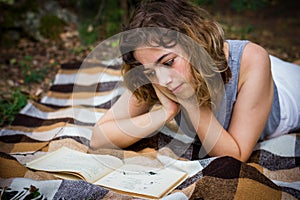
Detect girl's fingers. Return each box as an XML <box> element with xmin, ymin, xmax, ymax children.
<box><xmin>153</xmin><ymin>86</ymin><xmax>180</xmax><ymax>121</ymax></box>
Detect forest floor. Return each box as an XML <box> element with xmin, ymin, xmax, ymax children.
<box><xmin>0</xmin><ymin>2</ymin><xmax>299</xmax><ymax>126</ymax></box>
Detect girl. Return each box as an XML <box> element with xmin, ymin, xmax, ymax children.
<box><xmin>91</xmin><ymin>0</ymin><xmax>300</xmax><ymax>162</ymax></box>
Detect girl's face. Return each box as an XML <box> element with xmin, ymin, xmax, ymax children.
<box><xmin>134</xmin><ymin>45</ymin><xmax>196</xmax><ymax>100</ymax></box>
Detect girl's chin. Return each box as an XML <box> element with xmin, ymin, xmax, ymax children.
<box><xmin>164</xmin><ymin>92</ymin><xmax>179</xmax><ymax>103</ymax></box>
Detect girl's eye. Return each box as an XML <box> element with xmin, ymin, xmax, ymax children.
<box><xmin>163</xmin><ymin>58</ymin><xmax>174</xmax><ymax>66</ymax></box>
<box><xmin>145</xmin><ymin>70</ymin><xmax>156</xmax><ymax>78</ymax></box>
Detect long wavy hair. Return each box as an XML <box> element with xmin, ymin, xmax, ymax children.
<box><xmin>120</xmin><ymin>0</ymin><xmax>231</xmax><ymax>107</ymax></box>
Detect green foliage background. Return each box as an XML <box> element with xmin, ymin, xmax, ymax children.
<box><xmin>0</xmin><ymin>0</ymin><xmax>295</xmax><ymax>127</ymax></box>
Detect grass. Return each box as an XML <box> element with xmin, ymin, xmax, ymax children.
<box><xmin>0</xmin><ymin>89</ymin><xmax>27</xmax><ymax>126</ymax></box>
<box><xmin>0</xmin><ymin>55</ymin><xmax>56</xmax><ymax>127</ymax></box>
<box><xmin>19</xmin><ymin>55</ymin><xmax>50</xmax><ymax>84</ymax></box>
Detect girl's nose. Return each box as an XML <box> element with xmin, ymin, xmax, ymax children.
<box><xmin>156</xmin><ymin>67</ymin><xmax>172</xmax><ymax>86</ymax></box>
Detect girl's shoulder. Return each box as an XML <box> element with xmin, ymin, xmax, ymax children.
<box><xmin>241</xmin><ymin>42</ymin><xmax>270</xmax><ymax>70</ymax></box>
<box><xmin>226</xmin><ymin>39</ymin><xmax>268</xmax><ymax>61</ymax></box>
<box><xmin>239</xmin><ymin>42</ymin><xmax>271</xmax><ymax>90</ymax></box>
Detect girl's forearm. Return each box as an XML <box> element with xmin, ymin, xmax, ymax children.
<box><xmin>183</xmin><ymin>104</ymin><xmax>242</xmax><ymax>160</ymax></box>
<box><xmin>91</xmin><ymin>108</ymin><xmax>169</xmax><ymax>149</ymax></box>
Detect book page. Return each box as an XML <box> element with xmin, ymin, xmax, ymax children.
<box><xmin>26</xmin><ymin>147</ymin><xmax>123</xmax><ymax>183</ymax></box>
<box><xmin>94</xmin><ymin>164</ymin><xmax>188</xmax><ymax>199</ymax></box>
<box><xmin>157</xmin><ymin>155</ymin><xmax>204</xmax><ymax>177</ymax></box>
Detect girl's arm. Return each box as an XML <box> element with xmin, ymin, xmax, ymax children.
<box><xmin>90</xmin><ymin>89</ymin><xmax>179</xmax><ymax>149</ymax></box>
<box><xmin>168</xmin><ymin>42</ymin><xmax>273</xmax><ymax>162</ymax></box>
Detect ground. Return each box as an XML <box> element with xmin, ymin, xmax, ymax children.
<box><xmin>0</xmin><ymin>2</ymin><xmax>299</xmax><ymax>126</ymax></box>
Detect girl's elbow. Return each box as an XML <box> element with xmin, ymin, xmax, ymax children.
<box><xmin>90</xmin><ymin>125</ymin><xmax>103</xmax><ymax>149</ymax></box>
<box><xmin>231</xmin><ymin>142</ymin><xmax>251</xmax><ymax>162</ymax></box>
<box><xmin>232</xmin><ymin>150</ymin><xmax>251</xmax><ymax>162</ymax></box>
<box><xmin>89</xmin><ymin>140</ymin><xmax>98</xmax><ymax>150</ymax></box>
<box><xmin>227</xmin><ymin>146</ymin><xmax>249</xmax><ymax>162</ymax></box>
<box><xmin>239</xmin><ymin>153</ymin><xmax>251</xmax><ymax>162</ymax></box>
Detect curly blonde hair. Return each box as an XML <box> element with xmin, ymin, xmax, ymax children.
<box><xmin>120</xmin><ymin>0</ymin><xmax>230</xmax><ymax>107</ymax></box>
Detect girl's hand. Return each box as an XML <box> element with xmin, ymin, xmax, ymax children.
<box><xmin>153</xmin><ymin>86</ymin><xmax>180</xmax><ymax>122</ymax></box>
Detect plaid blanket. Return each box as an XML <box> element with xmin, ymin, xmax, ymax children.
<box><xmin>0</xmin><ymin>58</ymin><xmax>299</xmax><ymax>200</ymax></box>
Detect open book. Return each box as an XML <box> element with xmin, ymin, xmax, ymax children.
<box><xmin>25</xmin><ymin>147</ymin><xmax>188</xmax><ymax>199</ymax></box>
